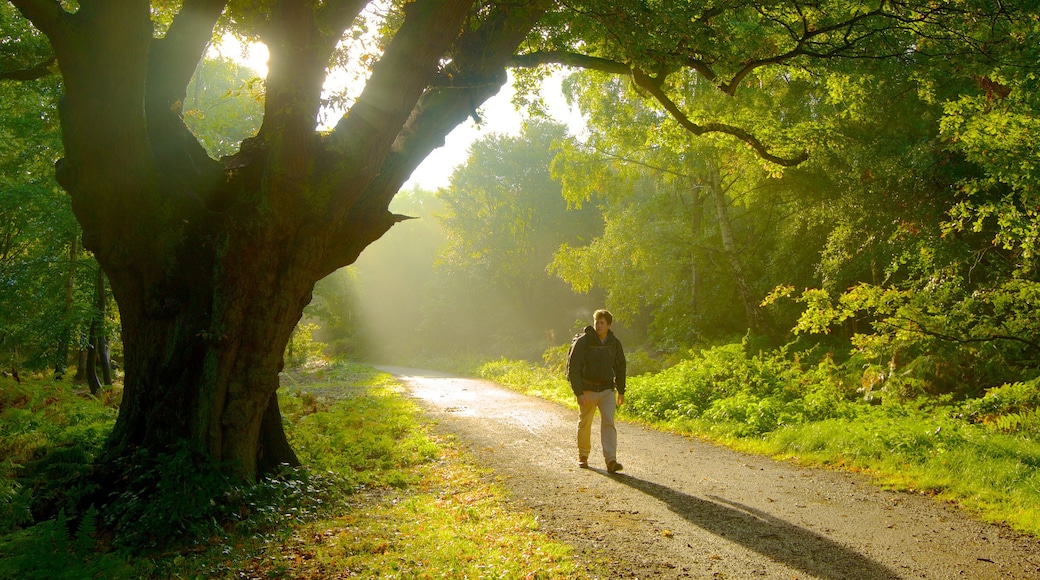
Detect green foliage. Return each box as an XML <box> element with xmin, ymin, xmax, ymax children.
<box><xmin>182</xmin><ymin>57</ymin><xmax>264</xmax><ymax>158</ymax></box>
<box><xmin>790</xmin><ymin>274</ymin><xmax>1039</xmax><ymax>400</ymax></box>
<box><xmin>0</xmin><ymin>476</ymin><xmax>30</xmax><ymax>537</ymax></box>
<box><xmin>305</xmin><ymin>266</ymin><xmax>366</xmax><ymax>359</ymax></box>
<box><xmin>0</xmin><ymin>53</ymin><xmax>90</xmax><ymax>374</ymax></box>
<box><xmin>0</xmin><ymin>508</ymin><xmax>135</xmax><ymax>580</ymax></box>
<box><xmin>960</xmin><ymin>377</ymin><xmax>1040</xmax><ymax>428</ymax></box>
<box><xmin>283</xmin><ymin>322</ymin><xmax>328</xmax><ymax>368</ymax></box>
<box><xmin>284</xmin><ymin>387</ymin><xmax>438</xmax><ymax>486</ymax></box>
<box><xmin>101</xmin><ymin>441</ymin><xmax>239</xmax><ymax>550</ymax></box>
<box><xmin>0</xmin><ymin>379</ymin><xmax>117</xmax><ymax>459</ymax></box>
<box><xmin>624</xmin><ymin>342</ymin><xmax>858</xmax><ymax>436</ymax></box>
<box><xmin>549</xmin><ymin>67</ymin><xmax>834</xmax><ymax>348</ymax></box>
<box><xmin>0</xmin><ymin>377</ymin><xmax>116</xmax><ymax>531</ymax></box>
<box><xmin>478</xmin><ymin>358</ymin><xmax>575</xmax><ymax>405</ymax></box>
<box><xmin>940</xmin><ymin>53</ymin><xmax>1040</xmax><ymax>276</ymax></box>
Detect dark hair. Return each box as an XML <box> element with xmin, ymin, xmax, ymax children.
<box><xmin>593</xmin><ymin>309</ymin><xmax>613</xmax><ymax>325</ymax></box>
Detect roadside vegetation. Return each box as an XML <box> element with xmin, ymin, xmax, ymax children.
<box><xmin>0</xmin><ymin>362</ymin><xmax>582</xmax><ymax>579</ymax></box>
<box><xmin>478</xmin><ymin>344</ymin><xmax>1040</xmax><ymax>538</ymax></box>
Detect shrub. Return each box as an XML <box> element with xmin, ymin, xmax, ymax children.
<box><xmin>284</xmin><ymin>323</ymin><xmax>328</xmax><ymax>368</ymax></box>
<box><xmin>101</xmin><ymin>441</ymin><xmax>235</xmax><ymax>550</ymax></box>
<box><xmin>959</xmin><ymin>377</ymin><xmax>1040</xmax><ymax>434</ymax></box>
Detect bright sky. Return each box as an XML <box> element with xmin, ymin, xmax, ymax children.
<box><xmin>212</xmin><ymin>39</ymin><xmax>582</xmax><ymax>191</ymax></box>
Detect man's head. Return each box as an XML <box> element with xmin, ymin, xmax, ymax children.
<box><xmin>593</xmin><ymin>309</ymin><xmax>613</xmax><ymax>339</ymax></box>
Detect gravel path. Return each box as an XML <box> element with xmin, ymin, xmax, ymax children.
<box><xmin>381</xmin><ymin>367</ymin><xmax>1040</xmax><ymax>579</ymax></box>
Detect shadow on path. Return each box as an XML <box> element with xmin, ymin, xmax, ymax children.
<box><xmin>599</xmin><ymin>470</ymin><xmax>901</xmax><ymax>580</ymax></box>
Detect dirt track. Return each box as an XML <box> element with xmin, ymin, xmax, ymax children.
<box><xmin>381</xmin><ymin>367</ymin><xmax>1040</xmax><ymax>579</ymax></box>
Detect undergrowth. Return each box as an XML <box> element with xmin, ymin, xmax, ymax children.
<box><xmin>479</xmin><ymin>341</ymin><xmax>1040</xmax><ymax>538</ymax></box>
<box><xmin>0</xmin><ymin>363</ymin><xmax>582</xmax><ymax>578</ymax></box>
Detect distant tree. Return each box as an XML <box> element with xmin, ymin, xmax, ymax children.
<box><xmin>550</xmin><ymin>71</ymin><xmax>801</xmax><ymax>347</ymax></box>
<box><xmin>435</xmin><ymin>120</ymin><xmax>601</xmax><ymax>357</ymax></box>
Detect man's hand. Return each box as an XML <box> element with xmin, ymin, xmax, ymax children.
<box><xmin>617</xmin><ymin>393</ymin><xmax>625</xmax><ymax>407</ymax></box>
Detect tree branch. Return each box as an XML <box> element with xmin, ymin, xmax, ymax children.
<box><xmin>631</xmin><ymin>68</ymin><xmax>809</xmax><ymax>167</ymax></box>
<box><xmin>0</xmin><ymin>55</ymin><xmax>57</xmax><ymax>81</ymax></box>
<box><xmin>327</xmin><ymin>0</ymin><xmax>475</xmax><ymax>169</ymax></box>
<box><xmin>321</xmin><ymin>0</ymin><xmax>551</xmax><ymax>274</ymax></box>
<box><xmin>144</xmin><ymin>0</ymin><xmax>228</xmax><ymax>206</ymax></box>
<box><xmin>508</xmin><ymin>50</ymin><xmax>808</xmax><ymax>166</ymax></box>
<box><xmin>723</xmin><ymin>6</ymin><xmax>892</xmax><ymax>95</ymax></box>
<box><xmin>315</xmin><ymin>0</ymin><xmax>368</xmax><ymax>42</ymax></box>
<box><xmin>884</xmin><ymin>317</ymin><xmax>1040</xmax><ymax>353</ymax></box>
<box><xmin>8</xmin><ymin>0</ymin><xmax>71</xmax><ymax>45</ymax></box>
<box><xmin>507</xmin><ymin>50</ymin><xmax>631</xmax><ymax>75</ymax></box>
<box><xmin>148</xmin><ymin>0</ymin><xmax>228</xmax><ymax>111</ymax></box>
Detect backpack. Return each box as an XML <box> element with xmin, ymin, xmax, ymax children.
<box><xmin>564</xmin><ymin>332</ymin><xmax>584</xmax><ymax>377</ymax></box>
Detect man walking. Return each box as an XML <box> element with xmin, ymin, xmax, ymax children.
<box><xmin>567</xmin><ymin>309</ymin><xmax>627</xmax><ymax>473</ymax></box>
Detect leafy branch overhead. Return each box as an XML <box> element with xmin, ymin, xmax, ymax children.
<box><xmin>509</xmin><ymin>0</ymin><xmax>1020</xmax><ymax>167</ymax></box>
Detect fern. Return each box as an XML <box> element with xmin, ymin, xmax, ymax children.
<box><xmin>0</xmin><ymin>508</ymin><xmax>134</xmax><ymax>580</ymax></box>
<box><xmin>72</xmin><ymin>507</ymin><xmax>97</xmax><ymax>557</ymax></box>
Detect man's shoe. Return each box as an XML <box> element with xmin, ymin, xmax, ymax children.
<box><xmin>607</xmin><ymin>460</ymin><xmax>623</xmax><ymax>473</ymax></box>
<box><xmin>578</xmin><ymin>456</ymin><xmax>588</xmax><ymax>468</ymax></box>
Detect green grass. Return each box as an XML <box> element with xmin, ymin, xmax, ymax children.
<box><xmin>0</xmin><ymin>363</ymin><xmax>585</xmax><ymax>579</ymax></box>
<box><xmin>478</xmin><ymin>351</ymin><xmax>1040</xmax><ymax>538</ymax></box>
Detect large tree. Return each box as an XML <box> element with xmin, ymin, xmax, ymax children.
<box><xmin>4</xmin><ymin>0</ymin><xmax>1014</xmax><ymax>485</ymax></box>
<box><xmin>8</xmin><ymin>0</ymin><xmax>550</xmax><ymax>483</ymax></box>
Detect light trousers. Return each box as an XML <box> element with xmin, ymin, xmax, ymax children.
<box><xmin>577</xmin><ymin>389</ymin><xmax>617</xmax><ymax>463</ymax></box>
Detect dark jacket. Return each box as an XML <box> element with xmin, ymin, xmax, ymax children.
<box><xmin>568</xmin><ymin>325</ymin><xmax>626</xmax><ymax>397</ymax></box>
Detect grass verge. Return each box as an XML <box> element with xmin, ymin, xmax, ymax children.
<box><xmin>0</xmin><ymin>363</ymin><xmax>582</xmax><ymax>579</ymax></box>
<box><xmin>476</xmin><ymin>356</ymin><xmax>1040</xmax><ymax>538</ymax></box>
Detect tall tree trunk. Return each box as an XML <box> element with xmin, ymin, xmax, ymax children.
<box><xmin>85</xmin><ymin>262</ymin><xmax>111</xmax><ymax>395</ymax></box>
<box><xmin>54</xmin><ymin>235</ymin><xmax>78</xmax><ymax>380</ymax></box>
<box><xmin>85</xmin><ymin>314</ymin><xmax>100</xmax><ymax>396</ymax></box>
<box><xmin>74</xmin><ymin>348</ymin><xmax>87</xmax><ymax>383</ymax></box>
<box><xmin>95</xmin><ymin>265</ymin><xmax>112</xmax><ymax>386</ymax></box>
<box><xmin>708</xmin><ymin>168</ymin><xmax>769</xmax><ymax>335</ymax></box>
<box><xmin>685</xmin><ymin>179</ymin><xmax>704</xmax><ymax>319</ymax></box>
